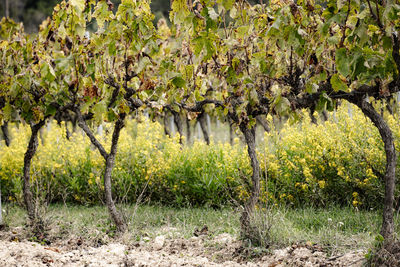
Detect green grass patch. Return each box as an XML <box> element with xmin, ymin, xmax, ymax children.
<box><xmin>2</xmin><ymin>203</ymin><xmax>398</xmax><ymax>254</ymax></box>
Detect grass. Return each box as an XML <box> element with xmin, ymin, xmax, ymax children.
<box><xmin>261</xmin><ymin>206</ymin><xmax>387</xmax><ymax>254</ymax></box>
<box><xmin>1</xmin><ymin>203</ymin><xmax>398</xmax><ymax>254</ymax></box>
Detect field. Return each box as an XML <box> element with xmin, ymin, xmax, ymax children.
<box><xmin>2</xmin><ymin>0</ymin><xmax>400</xmax><ymax>265</ymax></box>
<box><xmin>0</xmin><ymin>204</ymin><xmax>385</xmax><ymax>266</ymax></box>
<box><xmin>0</xmin><ymin>104</ymin><xmax>399</xmax><ymax>265</ymax></box>
<box><xmin>0</xmin><ymin>103</ymin><xmax>399</xmax><ymax>266</ymax></box>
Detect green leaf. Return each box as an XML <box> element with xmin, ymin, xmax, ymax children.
<box><xmin>192</xmin><ymin>36</ymin><xmax>204</xmax><ymax>56</ymax></box>
<box><xmin>58</xmin><ymin>23</ymin><xmax>67</xmax><ymax>39</ymax></box>
<box><xmin>328</xmin><ymin>35</ymin><xmax>340</xmax><ymax>45</ymax></box>
<box><xmin>337</xmin><ymin>0</ymin><xmax>346</xmax><ymax>10</ymax></box>
<box><xmin>336</xmin><ymin>48</ymin><xmax>350</xmax><ymax>77</ymax></box>
<box><xmin>350</xmin><ymin>51</ymin><xmax>366</xmax><ymax>79</ymax></box>
<box><xmin>170</xmin><ymin>0</ymin><xmax>190</xmax><ymax>23</ymax></box>
<box><xmin>93</xmin><ymin>0</ymin><xmax>111</xmax><ymax>29</ymax></box>
<box><xmin>2</xmin><ymin>103</ymin><xmax>13</xmax><ymax>121</ymax></box>
<box><xmin>355</xmin><ymin>24</ymin><xmax>368</xmax><ymax>46</ymax></box>
<box><xmin>287</xmin><ymin>26</ymin><xmax>305</xmax><ymax>48</ymax></box>
<box><xmin>249</xmin><ymin>89</ymin><xmax>259</xmax><ymax>104</ymax></box>
<box><xmin>92</xmin><ymin>100</ymin><xmax>107</xmax><ymax>123</ymax></box>
<box><xmin>108</xmin><ymin>40</ymin><xmax>116</xmax><ymax>56</ymax></box>
<box><xmin>383</xmin><ymin>36</ymin><xmax>392</xmax><ymax>51</ymax></box>
<box><xmin>305</xmin><ymin>82</ymin><xmax>319</xmax><ymax>93</ymax></box>
<box><xmin>330</xmin><ymin>73</ymin><xmax>348</xmax><ymax>92</ymax></box>
<box><xmin>137</xmin><ymin>57</ymin><xmax>151</xmax><ymax>74</ymax></box>
<box><xmin>45</xmin><ymin>104</ymin><xmax>57</xmax><ymax>116</ymax></box>
<box><xmin>386</xmin><ymin>5</ymin><xmax>399</xmax><ymax>20</ymax></box>
<box><xmin>223</xmin><ymin>0</ymin><xmax>235</xmax><ymax>10</ymax></box>
<box><xmin>41</xmin><ymin>62</ymin><xmax>56</xmax><ymax>82</ymax></box>
<box><xmin>172</xmin><ymin>76</ymin><xmax>186</xmax><ymax>88</ymax></box>
<box><xmin>237</xmin><ymin>26</ymin><xmax>250</xmax><ymax>39</ymax></box>
<box><xmin>171</xmin><ymin>104</ymin><xmax>180</xmax><ymax>113</ymax></box>
<box><xmin>316</xmin><ymin>93</ymin><xmax>327</xmax><ymax>111</ymax></box>
<box><xmin>321</xmin><ymin>22</ymin><xmax>330</xmax><ymax>36</ymax></box>
<box><xmin>107</xmin><ymin>109</ymin><xmax>118</xmax><ymax>121</ymax></box>
<box><xmin>75</xmin><ymin>24</ymin><xmax>85</xmax><ymax>39</ymax></box>
<box><xmin>368</xmin><ymin>24</ymin><xmax>380</xmax><ymax>33</ymax></box>
<box><xmin>87</xmin><ymin>63</ymin><xmax>95</xmax><ymax>76</ymax></box>
<box><xmin>55</xmin><ymin>55</ymin><xmax>72</xmax><ymax>72</ymax></box>
<box><xmin>204</xmin><ymin>38</ymin><xmax>216</xmax><ymax>60</ymax></box>
<box><xmin>227</xmin><ymin>66</ymin><xmax>237</xmax><ymax>85</ymax></box>
<box><xmin>229</xmin><ymin>6</ymin><xmax>237</xmax><ymax>19</ymax></box>
<box><xmin>274</xmin><ymin>95</ymin><xmax>290</xmax><ymax>114</ymax></box>
<box><xmin>184</xmin><ymin>65</ymin><xmax>194</xmax><ymax>80</ymax></box>
<box><xmin>139</xmin><ymin>91</ymin><xmax>148</xmax><ymax>100</ymax></box>
<box><xmin>195</xmin><ymin>89</ymin><xmax>204</xmax><ymax>101</ymax></box>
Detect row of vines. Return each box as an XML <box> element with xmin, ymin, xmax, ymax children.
<box><xmin>0</xmin><ymin>106</ymin><xmax>399</xmax><ymax>209</ymax></box>
<box><xmin>1</xmin><ymin>0</ymin><xmax>400</xmax><ymax>245</ymax></box>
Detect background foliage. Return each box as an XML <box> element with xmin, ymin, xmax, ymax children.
<box><xmin>1</xmin><ymin>103</ymin><xmax>399</xmax><ymax>209</ymax></box>
<box><xmin>0</xmin><ymin>0</ymin><xmax>263</xmax><ymax>32</ymax></box>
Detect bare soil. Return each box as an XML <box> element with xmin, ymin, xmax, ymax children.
<box><xmin>0</xmin><ymin>227</ymin><xmax>366</xmax><ymax>266</ymax></box>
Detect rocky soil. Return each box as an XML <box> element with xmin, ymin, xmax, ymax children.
<box><xmin>0</xmin><ymin>228</ymin><xmax>366</xmax><ymax>266</ymax></box>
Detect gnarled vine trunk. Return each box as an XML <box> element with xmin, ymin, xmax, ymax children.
<box><xmin>256</xmin><ymin>115</ymin><xmax>270</xmax><ymax>132</ymax></box>
<box><xmin>163</xmin><ymin>114</ymin><xmax>171</xmax><ymax>137</ymax></box>
<box><xmin>23</xmin><ymin>120</ymin><xmax>46</xmax><ymax>221</ymax></box>
<box><xmin>239</xmin><ymin>124</ymin><xmax>261</xmax><ymax>236</ymax></box>
<box><xmin>198</xmin><ymin>111</ymin><xmax>210</xmax><ymax>145</ymax></box>
<box><xmin>1</xmin><ymin>121</ymin><xmax>10</xmax><ymax>147</ymax></box>
<box><xmin>353</xmin><ymin>98</ymin><xmax>396</xmax><ymax>241</ymax></box>
<box><xmin>186</xmin><ymin>117</ymin><xmax>191</xmax><ymax>144</ymax></box>
<box><xmin>171</xmin><ymin>110</ymin><xmax>184</xmax><ymax>144</ymax></box>
<box><xmin>229</xmin><ymin>117</ymin><xmax>234</xmax><ymax>145</ymax></box>
<box><xmin>104</xmin><ymin>116</ymin><xmax>127</xmax><ymax>232</ymax></box>
<box><xmin>77</xmin><ymin>110</ymin><xmax>127</xmax><ymax>233</ymax></box>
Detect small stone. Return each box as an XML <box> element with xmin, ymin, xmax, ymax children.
<box><xmin>273</xmin><ymin>248</ymin><xmax>290</xmax><ymax>261</ymax></box>
<box><xmin>292</xmin><ymin>247</ymin><xmax>312</xmax><ymax>260</ymax></box>
<box><xmin>312</xmin><ymin>251</ymin><xmax>325</xmax><ymax>258</ymax></box>
<box><xmin>153</xmin><ymin>235</ymin><xmax>166</xmax><ymax>250</ymax></box>
<box><xmin>214</xmin><ymin>233</ymin><xmax>234</xmax><ymax>245</ymax></box>
<box><xmin>261</xmin><ymin>255</ymin><xmax>269</xmax><ymax>261</ymax></box>
<box><xmin>108</xmin><ymin>244</ymin><xmax>125</xmax><ymax>255</ymax></box>
<box><xmin>189</xmin><ymin>236</ymin><xmax>199</xmax><ymax>242</ymax></box>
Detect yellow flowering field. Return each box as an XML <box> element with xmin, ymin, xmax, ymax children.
<box><xmin>0</xmin><ymin>103</ymin><xmax>399</xmax><ymax>208</ymax></box>
<box><xmin>0</xmin><ymin>119</ymin><xmax>248</xmax><ymax>206</ymax></box>
<box><xmin>261</xmin><ymin>103</ymin><xmax>399</xmax><ymax>208</ymax></box>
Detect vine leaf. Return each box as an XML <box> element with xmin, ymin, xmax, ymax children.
<box><xmin>331</xmin><ymin>73</ymin><xmax>348</xmax><ymax>92</ymax></box>
<box><xmin>336</xmin><ymin>48</ymin><xmax>350</xmax><ymax>77</ymax></box>
<box><xmin>70</xmin><ymin>0</ymin><xmax>86</xmax><ymax>12</ymax></box>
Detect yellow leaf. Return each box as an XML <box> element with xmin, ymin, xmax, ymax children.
<box><xmin>0</xmin><ymin>40</ymin><xmax>8</xmax><ymax>49</ymax></box>
<box><xmin>70</xmin><ymin>0</ymin><xmax>86</xmax><ymax>12</ymax></box>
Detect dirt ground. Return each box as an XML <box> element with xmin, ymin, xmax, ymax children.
<box><xmin>0</xmin><ymin>228</ymin><xmax>366</xmax><ymax>267</ymax></box>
